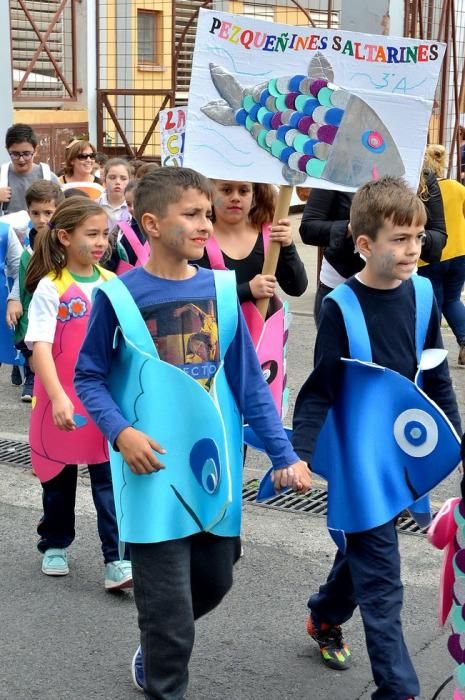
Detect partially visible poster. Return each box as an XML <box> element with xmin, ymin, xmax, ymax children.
<box><xmin>184</xmin><ymin>9</ymin><xmax>446</xmax><ymax>191</ymax></box>
<box><xmin>159</xmin><ymin>108</ymin><xmax>186</xmax><ymax>166</ymax></box>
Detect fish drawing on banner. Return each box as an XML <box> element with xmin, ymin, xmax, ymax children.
<box><xmin>201</xmin><ymin>52</ymin><xmax>405</xmax><ymax>187</ymax></box>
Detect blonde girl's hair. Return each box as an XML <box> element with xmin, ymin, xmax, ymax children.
<box><xmin>64</xmin><ymin>140</ymin><xmax>96</xmax><ymax>177</ymax></box>
<box><xmin>418</xmin><ymin>144</ymin><xmax>447</xmax><ymax>200</ymax></box>
<box><xmin>424</xmin><ymin>144</ymin><xmax>446</xmax><ymax>179</ymax></box>
<box><xmin>25</xmin><ymin>196</ymin><xmax>107</xmax><ymax>293</ymax></box>
<box><xmin>102</xmin><ymin>157</ymin><xmax>133</xmax><ymax>180</ymax></box>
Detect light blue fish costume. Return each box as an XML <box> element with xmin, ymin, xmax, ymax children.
<box><xmin>98</xmin><ymin>271</ymin><xmax>243</xmax><ymax>544</ymax></box>
<box><xmin>258</xmin><ymin>276</ymin><xmax>461</xmax><ymax>549</ymax></box>
<box><xmin>0</xmin><ymin>221</ymin><xmax>23</xmax><ymax>365</ymax></box>
<box><xmin>202</xmin><ymin>52</ymin><xmax>405</xmax><ymax>187</ymax></box>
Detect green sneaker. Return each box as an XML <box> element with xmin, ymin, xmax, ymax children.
<box><xmin>306</xmin><ymin>615</ymin><xmax>351</xmax><ymax>670</ymax></box>
<box><xmin>105</xmin><ymin>560</ymin><xmax>133</xmax><ymax>591</ymax></box>
<box><xmin>42</xmin><ymin>548</ymin><xmax>69</xmax><ymax>576</ymax></box>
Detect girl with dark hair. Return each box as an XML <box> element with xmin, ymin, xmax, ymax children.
<box><xmin>25</xmin><ymin>196</ymin><xmax>132</xmax><ymax>588</ymax></box>
<box><xmin>199</xmin><ymin>180</ymin><xmax>307</xmax><ymax>303</ymax></box>
<box><xmin>199</xmin><ymin>180</ymin><xmax>307</xmax><ymax>417</ymax></box>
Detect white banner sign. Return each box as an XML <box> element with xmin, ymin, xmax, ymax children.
<box><xmin>159</xmin><ymin>107</ymin><xmax>186</xmax><ymax>166</ymax></box>
<box><xmin>184</xmin><ymin>9</ymin><xmax>445</xmax><ymax>191</ymax></box>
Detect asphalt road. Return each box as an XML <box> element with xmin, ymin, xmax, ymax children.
<box><xmin>0</xmin><ymin>219</ymin><xmax>462</xmax><ymax>699</ymax></box>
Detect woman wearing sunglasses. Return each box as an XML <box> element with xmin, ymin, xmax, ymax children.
<box><xmin>59</xmin><ymin>140</ymin><xmax>104</xmax><ymax>201</ymax></box>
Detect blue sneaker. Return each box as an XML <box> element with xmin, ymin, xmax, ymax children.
<box><xmin>131</xmin><ymin>646</ymin><xmax>144</xmax><ymax>692</ymax></box>
<box><xmin>42</xmin><ymin>548</ymin><xmax>69</xmax><ymax>576</ymax></box>
<box><xmin>104</xmin><ymin>560</ymin><xmax>133</xmax><ymax>591</ymax></box>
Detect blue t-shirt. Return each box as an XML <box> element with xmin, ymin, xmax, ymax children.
<box><xmin>75</xmin><ymin>265</ymin><xmax>298</xmax><ymax>470</ymax></box>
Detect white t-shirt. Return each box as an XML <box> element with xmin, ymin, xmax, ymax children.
<box><xmin>26</xmin><ymin>273</ymin><xmax>104</xmax><ymax>347</ymax></box>
<box><xmin>319</xmin><ymin>257</ymin><xmax>348</xmax><ymax>289</ymax></box>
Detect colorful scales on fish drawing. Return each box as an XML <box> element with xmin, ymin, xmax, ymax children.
<box><xmin>201</xmin><ymin>52</ymin><xmax>405</xmax><ymax>188</ymax></box>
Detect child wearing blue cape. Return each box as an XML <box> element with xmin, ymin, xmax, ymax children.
<box><xmin>292</xmin><ymin>176</ymin><xmax>462</xmax><ymax>699</ymax></box>
<box><xmin>75</xmin><ymin>167</ymin><xmax>311</xmax><ymax>700</ymax></box>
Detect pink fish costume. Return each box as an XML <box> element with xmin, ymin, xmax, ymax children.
<box><xmin>29</xmin><ymin>266</ymin><xmax>113</xmax><ymax>482</ymax></box>
<box><xmin>429</xmin><ymin>497</ymin><xmax>465</xmax><ymax>698</ymax></box>
<box><xmin>116</xmin><ymin>222</ymin><xmax>150</xmax><ymax>275</ymax></box>
<box><xmin>205</xmin><ymin>224</ymin><xmax>289</xmax><ymax>418</ymax></box>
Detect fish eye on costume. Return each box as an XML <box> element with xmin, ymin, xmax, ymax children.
<box><xmin>190</xmin><ymin>438</ymin><xmax>221</xmax><ymax>495</ymax></box>
<box><xmin>393</xmin><ymin>409</ymin><xmax>439</xmax><ymax>457</ymax></box>
<box><xmin>361</xmin><ymin>130</ymin><xmax>386</xmax><ymax>154</ymax></box>
<box><xmin>261</xmin><ymin>359</ymin><xmax>278</xmax><ymax>385</ymax></box>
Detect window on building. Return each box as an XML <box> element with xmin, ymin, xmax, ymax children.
<box><xmin>137</xmin><ymin>9</ymin><xmax>161</xmax><ymax>66</ymax></box>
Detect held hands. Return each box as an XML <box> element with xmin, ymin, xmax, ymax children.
<box><xmin>249</xmin><ymin>274</ymin><xmax>276</xmax><ymax>299</ymax></box>
<box><xmin>6</xmin><ymin>299</ymin><xmax>23</xmax><ymax>328</ymax></box>
<box><xmin>52</xmin><ymin>392</ymin><xmax>76</xmax><ymax>432</ymax></box>
<box><xmin>116</xmin><ymin>426</ymin><xmax>166</xmax><ymax>475</ymax></box>
<box><xmin>0</xmin><ymin>187</ymin><xmax>11</xmax><ymax>204</ymax></box>
<box><xmin>269</xmin><ymin>218</ymin><xmax>293</xmax><ymax>247</ymax></box>
<box><xmin>272</xmin><ymin>460</ymin><xmax>312</xmax><ymax>494</ymax></box>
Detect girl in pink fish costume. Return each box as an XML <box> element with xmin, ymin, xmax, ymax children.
<box><xmin>25</xmin><ymin>196</ymin><xmax>132</xmax><ymax>589</ymax></box>
<box><xmin>199</xmin><ymin>181</ymin><xmax>307</xmax><ymax>417</ymax></box>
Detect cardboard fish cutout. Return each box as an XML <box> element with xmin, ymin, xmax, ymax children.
<box><xmin>201</xmin><ymin>52</ymin><xmax>405</xmax><ymax>187</ymax></box>
<box><xmin>100</xmin><ymin>271</ymin><xmax>244</xmax><ymax>544</ymax></box>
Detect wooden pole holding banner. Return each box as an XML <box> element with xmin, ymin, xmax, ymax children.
<box><xmin>256</xmin><ymin>185</ymin><xmax>294</xmax><ymax>319</ymax></box>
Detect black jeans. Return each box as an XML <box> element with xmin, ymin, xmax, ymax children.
<box><xmin>130</xmin><ymin>533</ymin><xmax>241</xmax><ymax>700</ymax></box>
<box><xmin>37</xmin><ymin>462</ymin><xmax>120</xmax><ymax>564</ymax></box>
<box><xmin>309</xmin><ymin>519</ymin><xmax>419</xmax><ymax>699</ymax></box>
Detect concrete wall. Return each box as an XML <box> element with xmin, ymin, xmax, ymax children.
<box><xmin>340</xmin><ymin>0</ymin><xmax>404</xmax><ymax>36</ymax></box>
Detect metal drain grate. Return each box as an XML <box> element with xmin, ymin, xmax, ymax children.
<box><xmin>0</xmin><ymin>438</ymin><xmax>31</xmax><ymax>468</ymax></box>
<box><xmin>242</xmin><ymin>479</ymin><xmax>430</xmax><ymax>537</ymax></box>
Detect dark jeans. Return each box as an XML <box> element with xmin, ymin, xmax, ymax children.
<box><xmin>37</xmin><ymin>462</ymin><xmax>120</xmax><ymax>564</ymax></box>
<box><xmin>309</xmin><ymin>519</ymin><xmax>419</xmax><ymax>700</ymax></box>
<box><xmin>314</xmin><ymin>282</ymin><xmax>334</xmax><ymax>327</ymax></box>
<box><xmin>418</xmin><ymin>255</ymin><xmax>465</xmax><ymax>345</ymax></box>
<box><xmin>130</xmin><ymin>533</ymin><xmax>241</xmax><ymax>700</ymax></box>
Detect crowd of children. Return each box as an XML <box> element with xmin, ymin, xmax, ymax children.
<box><xmin>1</xmin><ymin>121</ymin><xmax>465</xmax><ymax>700</ymax></box>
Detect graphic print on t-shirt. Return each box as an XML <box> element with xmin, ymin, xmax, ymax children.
<box><xmin>141</xmin><ymin>298</ymin><xmax>219</xmax><ymax>390</ymax></box>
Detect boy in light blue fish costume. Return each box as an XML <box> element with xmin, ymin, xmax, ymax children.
<box><xmin>75</xmin><ymin>167</ymin><xmax>311</xmax><ymax>700</ymax></box>
<box><xmin>292</xmin><ymin>177</ymin><xmax>462</xmax><ymax>698</ymax></box>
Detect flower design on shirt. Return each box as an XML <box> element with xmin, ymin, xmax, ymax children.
<box><xmin>69</xmin><ymin>297</ymin><xmax>87</xmax><ymax>318</ymax></box>
<box><xmin>57</xmin><ymin>302</ymin><xmax>70</xmax><ymax>322</ymax></box>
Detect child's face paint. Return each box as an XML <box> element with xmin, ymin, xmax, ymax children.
<box><xmin>59</xmin><ymin>212</ymin><xmax>110</xmax><ymax>274</ymax></box>
<box><xmin>28</xmin><ymin>200</ymin><xmax>57</xmax><ymax>235</ymax></box>
<box><xmin>144</xmin><ymin>188</ymin><xmax>213</xmax><ymax>262</ymax></box>
<box><xmin>359</xmin><ymin>219</ymin><xmax>425</xmax><ymax>289</ymax></box>
<box><xmin>212</xmin><ymin>181</ymin><xmax>253</xmax><ymax>226</ymax></box>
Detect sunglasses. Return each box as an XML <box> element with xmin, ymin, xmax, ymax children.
<box><xmin>9</xmin><ymin>151</ymin><xmax>34</xmax><ymax>160</ymax></box>
<box><xmin>76</xmin><ymin>153</ymin><xmax>96</xmax><ymax>161</ymax></box>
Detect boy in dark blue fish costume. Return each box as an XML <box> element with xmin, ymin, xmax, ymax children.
<box><xmin>293</xmin><ymin>176</ymin><xmax>462</xmax><ymax>699</ymax></box>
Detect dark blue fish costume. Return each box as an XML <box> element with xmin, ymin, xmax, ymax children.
<box><xmin>257</xmin><ymin>275</ymin><xmax>461</xmax><ymax>548</ymax></box>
